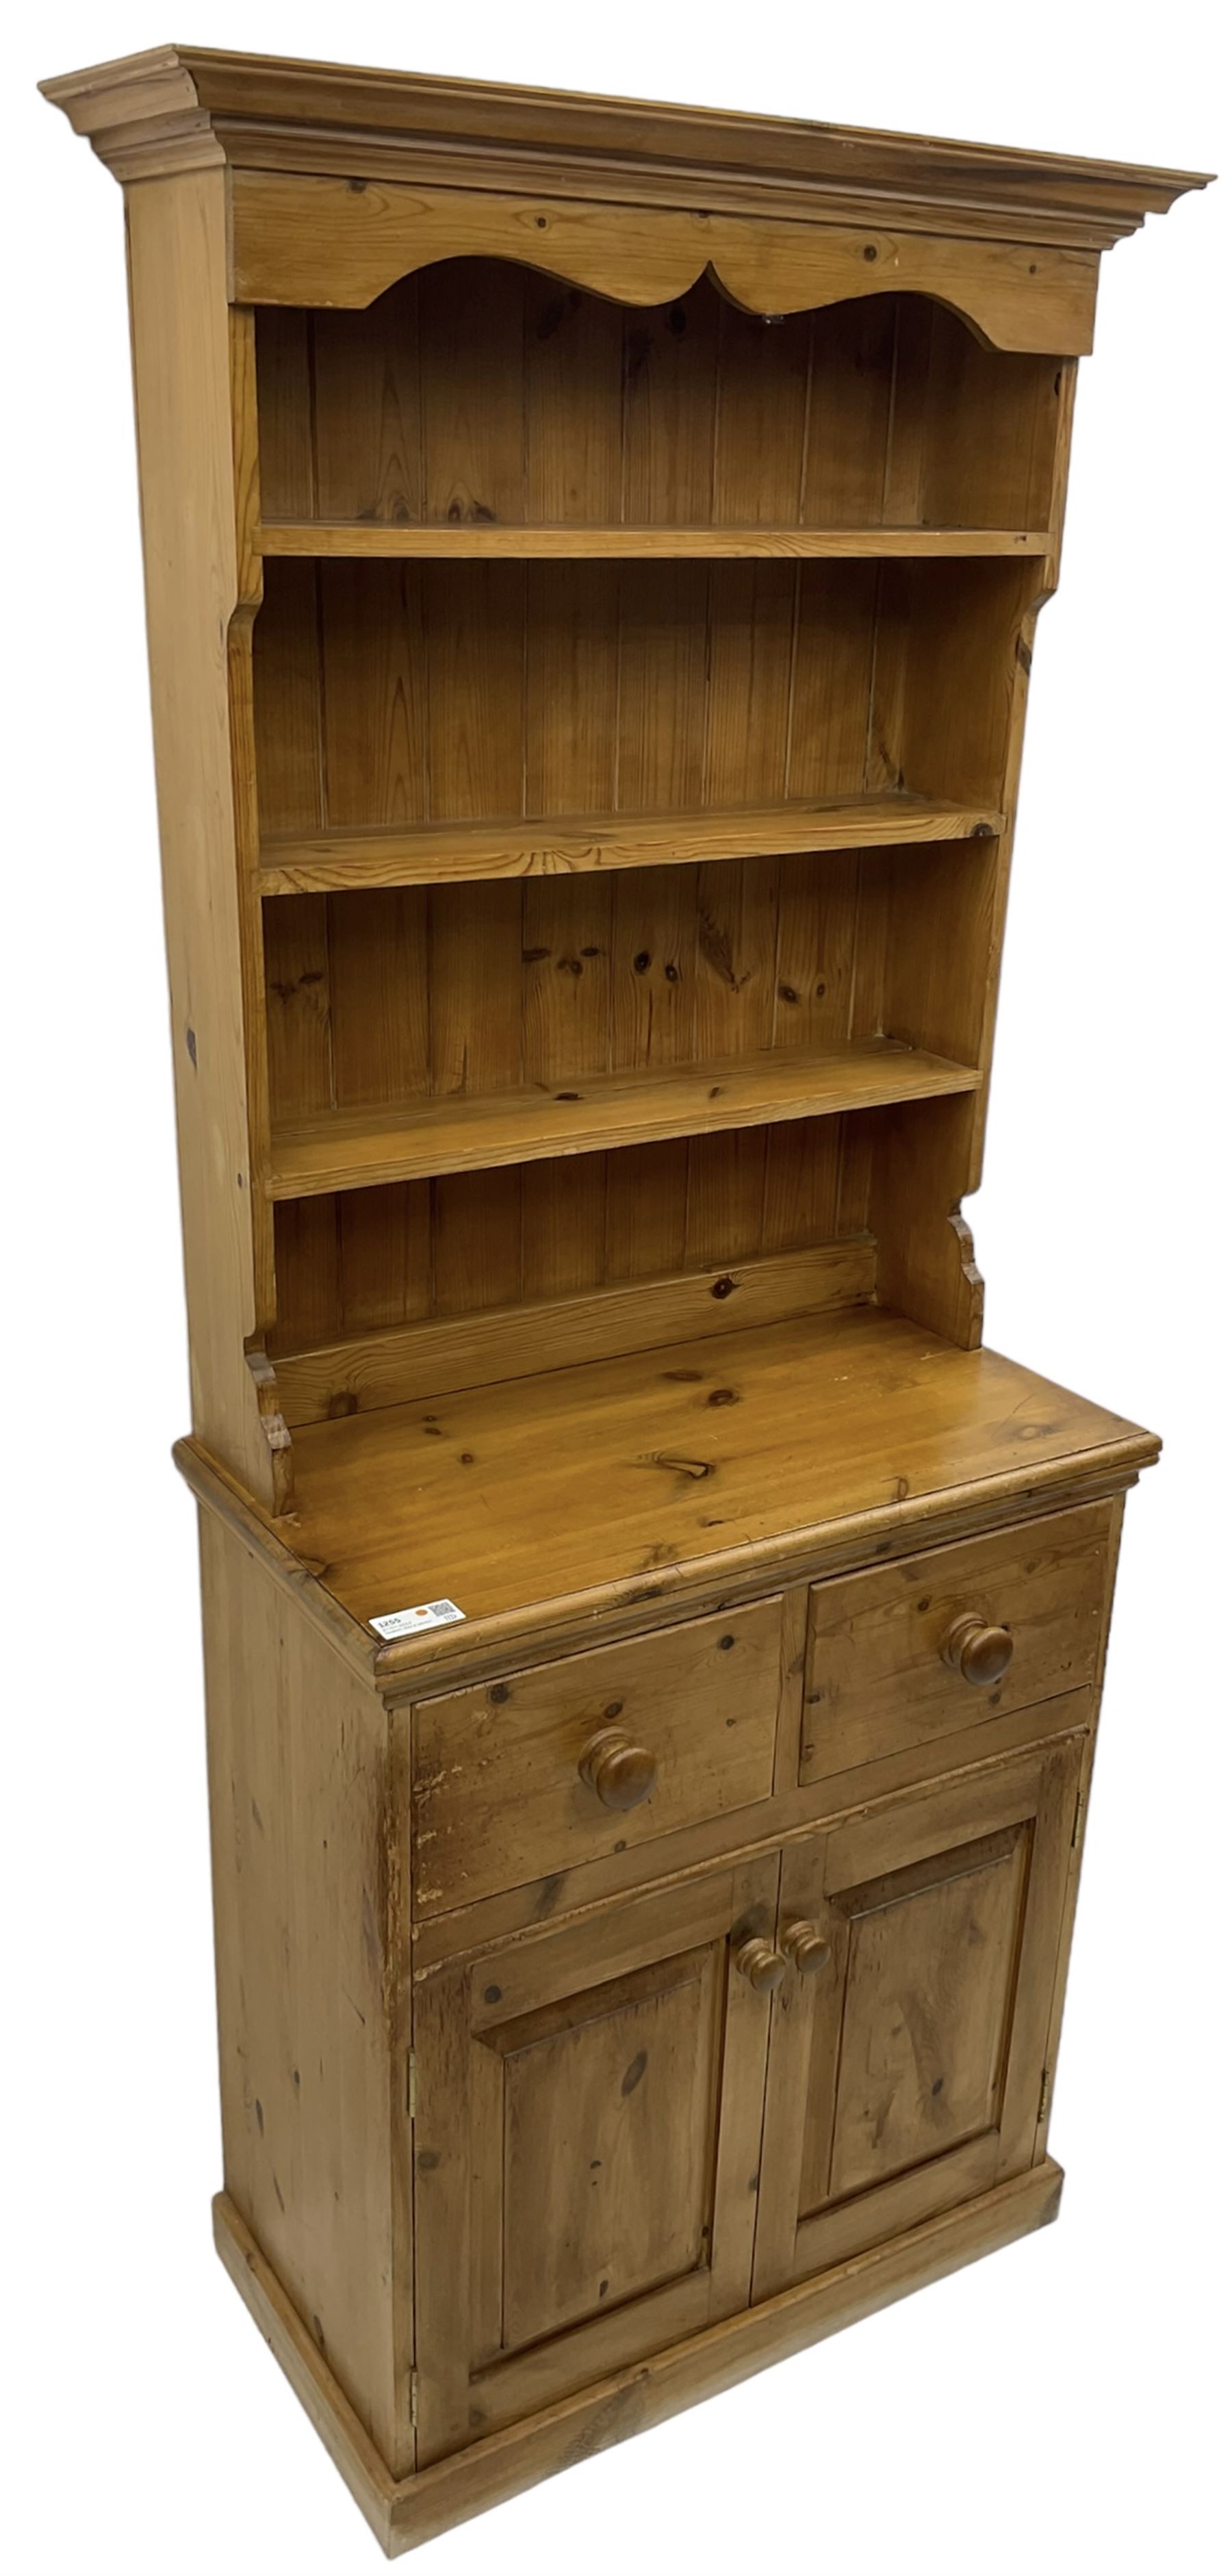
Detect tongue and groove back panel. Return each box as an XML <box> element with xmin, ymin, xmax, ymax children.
<box><xmin>253</xmin><ymin>270</ymin><xmax>1044</xmax><ymax>1369</ymax></box>
<box><xmin>253</xmin><ymin>269</ymin><xmax>1063</xmax><ymax>532</ymax></box>
<box><xmin>262</xmin><ymin>824</ymin><xmax>1001</xmax><ymax>1362</ymax></box>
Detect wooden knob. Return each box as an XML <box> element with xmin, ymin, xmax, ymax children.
<box><xmin>578</xmin><ymin>1726</ymin><xmax>658</xmax><ymax>1812</ymax></box>
<box><xmin>942</xmin><ymin>1613</ymin><xmax>1014</xmax><ymax>1687</ymax></box>
<box><xmin>734</xmin><ymin>1937</ymin><xmax>788</xmax><ymax>1993</ymax></box>
<box><xmin>782</xmin><ymin>1920</ymin><xmax>832</xmax><ymax>1976</ymax></box>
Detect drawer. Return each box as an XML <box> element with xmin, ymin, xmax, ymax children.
<box><xmin>412</xmin><ymin>1599</ymin><xmax>783</xmax><ymax>1916</ymax></box>
<box><xmin>800</xmin><ymin>1501</ymin><xmax>1116</xmax><ymax>1785</ymax></box>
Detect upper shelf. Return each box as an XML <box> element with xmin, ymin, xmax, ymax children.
<box><xmin>267</xmin><ymin>1036</ymin><xmax>982</xmax><ymax>1199</ymax></box>
<box><xmin>258</xmin><ymin>791</ymin><xmax>1004</xmax><ymax>895</ymax></box>
<box><xmin>257</xmin><ymin>523</ymin><xmax>1054</xmax><ymax>563</ymax></box>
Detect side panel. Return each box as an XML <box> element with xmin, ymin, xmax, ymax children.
<box><xmin>866</xmin><ymin>357</ymin><xmax>1077</xmax><ymax>1349</ymax></box>
<box><xmin>199</xmin><ymin>1511</ymin><xmax>411</xmax><ymax>2471</ymax></box>
<box><xmin>125</xmin><ymin>172</ymin><xmax>273</xmax><ymax>1500</ymax></box>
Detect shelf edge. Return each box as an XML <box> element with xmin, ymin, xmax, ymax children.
<box><xmin>257</xmin><ymin>522</ymin><xmax>1054</xmax><ymax>562</ymax></box>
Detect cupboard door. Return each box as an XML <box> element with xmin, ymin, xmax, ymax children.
<box><xmin>413</xmin><ymin>1853</ymin><xmax>780</xmax><ymax>2462</ymax></box>
<box><xmin>753</xmin><ymin>1737</ymin><xmax>1083</xmax><ymax>2300</ymax></box>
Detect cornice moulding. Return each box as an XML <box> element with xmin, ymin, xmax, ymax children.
<box><xmin>40</xmin><ymin>44</ymin><xmax>1213</xmax><ymax>247</ymax></box>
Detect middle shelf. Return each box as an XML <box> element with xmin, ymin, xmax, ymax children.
<box><xmin>258</xmin><ymin>792</ymin><xmax>1005</xmax><ymax>895</ymax></box>
<box><xmin>267</xmin><ymin>1036</ymin><xmax>982</xmax><ymax>1200</ymax></box>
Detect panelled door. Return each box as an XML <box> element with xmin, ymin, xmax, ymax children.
<box><xmin>413</xmin><ymin>1853</ymin><xmax>780</xmax><ymax>2462</ymax></box>
<box><xmin>752</xmin><ymin>1736</ymin><xmax>1083</xmax><ymax>2299</ymax></box>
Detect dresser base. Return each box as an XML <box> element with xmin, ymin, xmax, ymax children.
<box><xmin>214</xmin><ymin>2160</ymin><xmax>1063</xmax><ymax>2556</ymax></box>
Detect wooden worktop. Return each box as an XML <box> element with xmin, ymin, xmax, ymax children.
<box><xmin>179</xmin><ymin>1305</ymin><xmax>1157</xmax><ymax>1692</ymax></box>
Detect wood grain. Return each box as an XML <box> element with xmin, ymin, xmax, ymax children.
<box><xmin>230</xmin><ymin>173</ymin><xmax>1101</xmax><ymax>356</ymax></box>
<box><xmin>270</xmin><ymin>1124</ymin><xmax>861</xmax><ymax>1362</ymax></box>
<box><xmin>124</xmin><ymin>172</ymin><xmax>277</xmax><ymax>1501</ymax></box>
<box><xmin>253</xmin><ymin>275</ymin><xmax>1064</xmax><ymax>564</ymax></box>
<box><xmin>200</xmin><ymin>1509</ymin><xmax>412</xmax><ymax>2471</ymax></box>
<box><xmin>274</xmin><ymin>1305</ymin><xmax>1155</xmax><ymax>1644</ymax></box>
<box><xmin>274</xmin><ymin>1238</ymin><xmax>875</xmax><ymax>1425</ymax></box>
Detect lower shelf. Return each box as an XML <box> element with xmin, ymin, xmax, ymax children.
<box><xmin>268</xmin><ymin>1037</ymin><xmax>982</xmax><ymax>1200</ymax></box>
<box><xmin>214</xmin><ymin>2161</ymin><xmax>1064</xmax><ymax>2556</ymax></box>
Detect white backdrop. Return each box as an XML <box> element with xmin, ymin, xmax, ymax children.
<box><xmin>5</xmin><ymin>8</ymin><xmax>1227</xmax><ymax>2573</ymax></box>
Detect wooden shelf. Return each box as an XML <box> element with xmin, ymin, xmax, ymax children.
<box><xmin>267</xmin><ymin>1038</ymin><xmax>981</xmax><ymax>1201</ymax></box>
<box><xmin>258</xmin><ymin>793</ymin><xmax>1004</xmax><ymax>895</ymax></box>
<box><xmin>258</xmin><ymin>521</ymin><xmax>1053</xmax><ymax>561</ymax></box>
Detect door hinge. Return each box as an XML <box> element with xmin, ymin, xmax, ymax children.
<box><xmin>1071</xmin><ymin>1786</ymin><xmax>1085</xmax><ymax>1848</ymax></box>
<box><xmin>409</xmin><ymin>2369</ymin><xmax>419</xmax><ymax>2429</ymax></box>
<box><xmin>1038</xmin><ymin>2064</ymin><xmax>1051</xmax><ymax>2125</ymax></box>
<box><xmin>407</xmin><ymin>2050</ymin><xmax>417</xmax><ymax>2119</ymax></box>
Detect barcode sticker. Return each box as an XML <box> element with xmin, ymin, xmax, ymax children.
<box><xmin>370</xmin><ymin>1598</ymin><xmax>466</xmax><ymax>1640</ymax></box>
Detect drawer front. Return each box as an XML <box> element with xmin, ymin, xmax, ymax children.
<box><xmin>801</xmin><ymin>1501</ymin><xmax>1115</xmax><ymax>1785</ymax></box>
<box><xmin>413</xmin><ymin>1599</ymin><xmax>784</xmax><ymax>1916</ymax></box>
